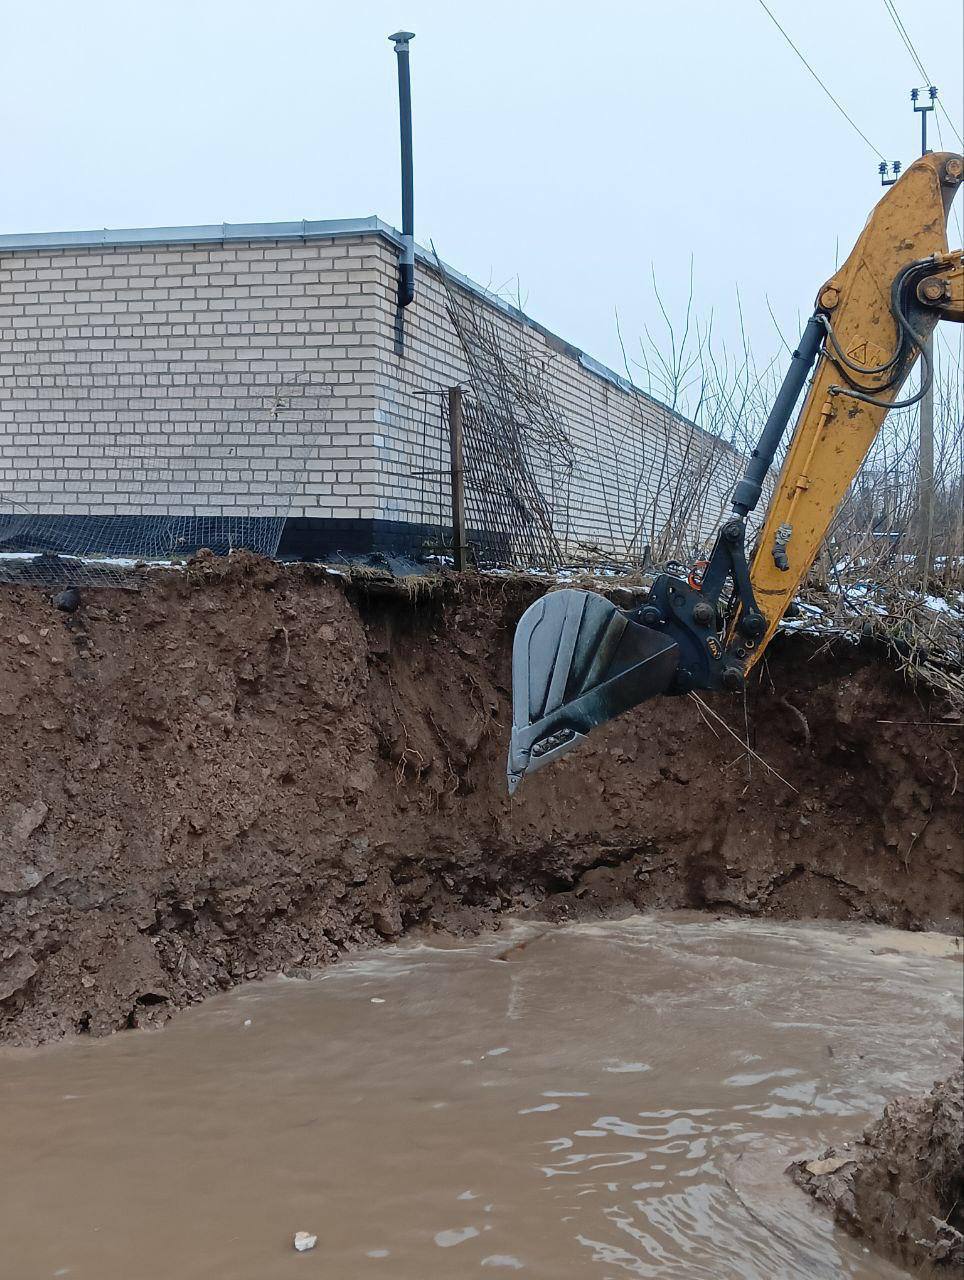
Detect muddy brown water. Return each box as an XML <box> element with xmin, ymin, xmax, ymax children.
<box><xmin>0</xmin><ymin>914</ymin><xmax>961</xmax><ymax>1280</ymax></box>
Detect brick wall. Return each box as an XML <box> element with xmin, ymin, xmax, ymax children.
<box><xmin>0</xmin><ymin>235</ymin><xmax>384</xmax><ymax>522</ymax></box>
<box><xmin>0</xmin><ymin>222</ymin><xmax>743</xmax><ymax>560</ymax></box>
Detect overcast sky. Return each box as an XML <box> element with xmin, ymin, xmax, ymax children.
<box><xmin>3</xmin><ymin>0</ymin><xmax>962</xmax><ymax>390</ymax></box>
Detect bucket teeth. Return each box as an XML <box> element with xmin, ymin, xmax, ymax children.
<box><xmin>507</xmin><ymin>589</ymin><xmax>680</xmax><ymax>792</ymax></box>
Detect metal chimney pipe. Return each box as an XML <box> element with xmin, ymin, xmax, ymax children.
<box><xmin>389</xmin><ymin>31</ymin><xmax>416</xmax><ymax>308</ymax></box>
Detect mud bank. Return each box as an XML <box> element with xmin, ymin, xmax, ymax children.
<box><xmin>790</xmin><ymin>1067</ymin><xmax>964</xmax><ymax>1274</ymax></box>
<box><xmin>1</xmin><ymin>555</ymin><xmax>962</xmax><ymax>1045</ymax></box>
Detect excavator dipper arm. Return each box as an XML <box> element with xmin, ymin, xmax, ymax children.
<box><xmin>507</xmin><ymin>152</ymin><xmax>963</xmax><ymax>793</ymax></box>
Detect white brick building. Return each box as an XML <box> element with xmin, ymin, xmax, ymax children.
<box><xmin>0</xmin><ymin>217</ymin><xmax>743</xmax><ymax>564</ymax></box>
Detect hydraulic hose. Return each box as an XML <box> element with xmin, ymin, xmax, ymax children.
<box><xmin>824</xmin><ymin>257</ymin><xmax>935</xmax><ymax>410</ymax></box>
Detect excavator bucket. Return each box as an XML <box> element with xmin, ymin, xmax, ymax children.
<box><xmin>507</xmin><ymin>589</ymin><xmax>680</xmax><ymax>793</ymax></box>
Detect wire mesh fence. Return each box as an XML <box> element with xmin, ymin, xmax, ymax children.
<box><xmin>404</xmin><ymin>381</ymin><xmax>746</xmax><ymax>574</ymax></box>
<box><xmin>457</xmin><ymin>391</ymin><xmax>562</xmax><ymax>568</ymax></box>
<box><xmin>415</xmin><ymin>259</ymin><xmax>751</xmax><ymax>573</ymax></box>
<box><xmin>0</xmin><ymin>513</ymin><xmax>291</xmax><ymax>588</ymax></box>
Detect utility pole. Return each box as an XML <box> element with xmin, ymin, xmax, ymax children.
<box><xmin>913</xmin><ymin>87</ymin><xmax>937</xmax><ymax>583</ymax></box>
<box><xmin>881</xmin><ymin>86</ymin><xmax>939</xmax><ymax>580</ymax></box>
<box><xmin>884</xmin><ymin>87</ymin><xmax>938</xmax><ymax>579</ymax></box>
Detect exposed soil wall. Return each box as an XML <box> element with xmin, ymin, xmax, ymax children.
<box><xmin>1</xmin><ymin>555</ymin><xmax>962</xmax><ymax>1045</ymax></box>
<box><xmin>790</xmin><ymin>1067</ymin><xmax>964</xmax><ymax>1274</ymax></box>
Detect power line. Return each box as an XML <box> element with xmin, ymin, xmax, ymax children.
<box><xmin>880</xmin><ymin>0</ymin><xmax>963</xmax><ymax>244</ymax></box>
<box><xmin>882</xmin><ymin>0</ymin><xmax>928</xmax><ymax>81</ymax></box>
<box><xmin>881</xmin><ymin>0</ymin><xmax>964</xmax><ymax>146</ymax></box>
<box><xmin>755</xmin><ymin>0</ymin><xmax>887</xmax><ymax>161</ymax></box>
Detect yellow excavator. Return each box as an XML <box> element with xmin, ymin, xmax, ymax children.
<box><xmin>508</xmin><ymin>151</ymin><xmax>964</xmax><ymax>792</ymax></box>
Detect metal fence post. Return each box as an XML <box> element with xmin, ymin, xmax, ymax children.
<box><xmin>448</xmin><ymin>386</ymin><xmax>468</xmax><ymax>571</ymax></box>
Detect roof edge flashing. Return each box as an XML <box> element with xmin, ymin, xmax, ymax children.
<box><xmin>0</xmin><ymin>216</ymin><xmax>397</xmax><ymax>253</ymax></box>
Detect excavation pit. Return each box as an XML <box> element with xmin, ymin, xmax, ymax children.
<box><xmin>0</xmin><ymin>558</ymin><xmax>960</xmax><ymax>1276</ymax></box>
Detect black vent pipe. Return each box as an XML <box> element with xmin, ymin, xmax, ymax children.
<box><xmin>389</xmin><ymin>31</ymin><xmax>415</xmax><ymax>308</ymax></box>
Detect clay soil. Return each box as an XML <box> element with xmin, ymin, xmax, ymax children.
<box><xmin>0</xmin><ymin>554</ymin><xmax>961</xmax><ymax>1048</ymax></box>
<box><xmin>791</xmin><ymin>1067</ymin><xmax>964</xmax><ymax>1274</ymax></box>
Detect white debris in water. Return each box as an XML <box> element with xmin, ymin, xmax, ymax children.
<box><xmin>365</xmin><ymin>1249</ymin><xmax>390</xmax><ymax>1258</ymax></box>
<box><xmin>434</xmin><ymin>1226</ymin><xmax>480</xmax><ymax>1248</ymax></box>
<box><xmin>243</xmin><ymin>1019</ymin><xmax>252</xmax><ymax>1027</ymax></box>
<box><xmin>457</xmin><ymin>1190</ymin><xmax>478</xmax><ymax>1200</ymax></box>
<box><xmin>518</xmin><ymin>1102</ymin><xmax>559</xmax><ymax>1114</ymax></box>
<box><xmin>482</xmin><ymin>1257</ymin><xmax>525</xmax><ymax>1270</ymax></box>
<box><xmin>370</xmin><ymin>998</ymin><xmax>385</xmax><ymax>1004</ymax></box>
<box><xmin>293</xmin><ymin>1232</ymin><xmax>317</xmax><ymax>1252</ymax></box>
<box><xmin>485</xmin><ymin>1047</ymin><xmax>510</xmax><ymax>1057</ymax></box>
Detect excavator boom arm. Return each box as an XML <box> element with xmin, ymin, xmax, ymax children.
<box><xmin>744</xmin><ymin>152</ymin><xmax>963</xmax><ymax>666</ymax></box>
<box><xmin>507</xmin><ymin>152</ymin><xmax>962</xmax><ymax>793</ymax></box>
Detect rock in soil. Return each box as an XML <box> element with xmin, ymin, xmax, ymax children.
<box><xmin>789</xmin><ymin>1066</ymin><xmax>964</xmax><ymax>1273</ymax></box>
